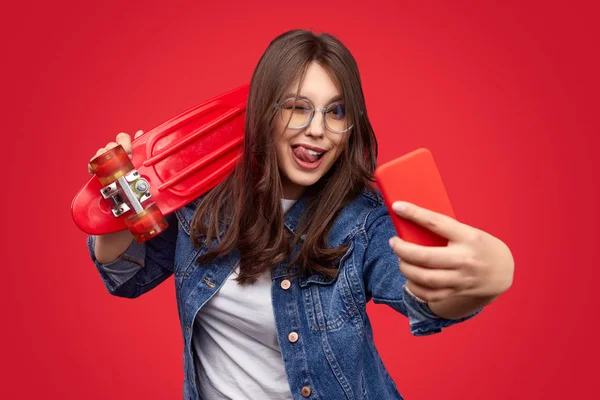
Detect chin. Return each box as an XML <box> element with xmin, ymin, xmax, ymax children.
<box><xmin>286</xmin><ymin>170</ymin><xmax>322</xmax><ymax>188</ymax></box>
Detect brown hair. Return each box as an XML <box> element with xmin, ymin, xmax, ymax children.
<box><xmin>190</xmin><ymin>29</ymin><xmax>378</xmax><ymax>284</ymax></box>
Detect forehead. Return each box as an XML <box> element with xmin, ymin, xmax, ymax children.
<box><xmin>286</xmin><ymin>62</ymin><xmax>341</xmax><ymax>104</ymax></box>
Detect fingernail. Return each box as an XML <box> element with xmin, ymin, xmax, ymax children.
<box><xmin>388</xmin><ymin>238</ymin><xmax>394</xmax><ymax>247</ymax></box>
<box><xmin>392</xmin><ymin>201</ymin><xmax>408</xmax><ymax>213</ymax></box>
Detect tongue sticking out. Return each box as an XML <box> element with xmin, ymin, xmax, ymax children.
<box><xmin>293</xmin><ymin>146</ymin><xmax>320</xmax><ymax>163</ymax></box>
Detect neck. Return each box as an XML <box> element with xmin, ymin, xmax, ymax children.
<box><xmin>281</xmin><ymin>177</ymin><xmax>306</xmax><ymax>200</ymax></box>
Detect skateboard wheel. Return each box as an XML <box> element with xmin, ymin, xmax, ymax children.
<box><xmin>125</xmin><ymin>203</ymin><xmax>169</xmax><ymax>243</ymax></box>
<box><xmin>89</xmin><ymin>145</ymin><xmax>134</xmax><ymax>186</ymax></box>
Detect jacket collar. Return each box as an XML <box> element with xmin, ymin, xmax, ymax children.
<box><xmin>283</xmin><ymin>193</ymin><xmax>308</xmax><ymax>237</ymax></box>
<box><xmin>181</xmin><ymin>187</ymin><xmax>381</xmax><ymax>280</ymax></box>
<box><xmin>179</xmin><ymin>192</ymin><xmax>309</xmax><ymax>238</ymax></box>
<box><xmin>181</xmin><ymin>187</ymin><xmax>380</xmax><ymax>238</ymax></box>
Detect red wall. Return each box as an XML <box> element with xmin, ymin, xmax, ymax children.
<box><xmin>2</xmin><ymin>0</ymin><xmax>597</xmax><ymax>399</ymax></box>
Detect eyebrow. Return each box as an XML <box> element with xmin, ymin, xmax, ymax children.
<box><xmin>282</xmin><ymin>93</ymin><xmax>344</xmax><ymax>104</ymax></box>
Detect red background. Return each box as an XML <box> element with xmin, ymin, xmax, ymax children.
<box><xmin>2</xmin><ymin>0</ymin><xmax>598</xmax><ymax>399</ymax></box>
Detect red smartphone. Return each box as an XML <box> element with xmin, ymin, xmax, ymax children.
<box><xmin>374</xmin><ymin>148</ymin><xmax>456</xmax><ymax>247</ymax></box>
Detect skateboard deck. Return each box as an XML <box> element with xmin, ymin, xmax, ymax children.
<box><xmin>71</xmin><ymin>84</ymin><xmax>249</xmax><ymax>238</ymax></box>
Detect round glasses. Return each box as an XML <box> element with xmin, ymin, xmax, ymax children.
<box><xmin>274</xmin><ymin>97</ymin><xmax>353</xmax><ymax>134</ymax></box>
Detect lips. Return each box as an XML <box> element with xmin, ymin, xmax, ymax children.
<box><xmin>290</xmin><ymin>144</ymin><xmax>327</xmax><ymax>170</ymax></box>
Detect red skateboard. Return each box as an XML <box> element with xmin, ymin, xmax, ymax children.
<box><xmin>71</xmin><ymin>84</ymin><xmax>249</xmax><ymax>243</ymax></box>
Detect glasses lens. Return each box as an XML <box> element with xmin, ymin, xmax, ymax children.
<box><xmin>279</xmin><ymin>98</ymin><xmax>312</xmax><ymax>129</ymax></box>
<box><xmin>326</xmin><ymin>102</ymin><xmax>350</xmax><ymax>132</ymax></box>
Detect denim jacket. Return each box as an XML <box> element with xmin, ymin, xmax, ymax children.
<box><xmin>87</xmin><ymin>188</ymin><xmax>481</xmax><ymax>400</ymax></box>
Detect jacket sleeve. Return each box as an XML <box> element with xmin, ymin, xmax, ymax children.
<box><xmin>362</xmin><ymin>205</ymin><xmax>481</xmax><ymax>336</ymax></box>
<box><xmin>86</xmin><ymin>212</ymin><xmax>178</xmax><ymax>299</ymax></box>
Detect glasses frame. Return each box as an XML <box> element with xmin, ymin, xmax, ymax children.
<box><xmin>274</xmin><ymin>97</ymin><xmax>354</xmax><ymax>134</ymax></box>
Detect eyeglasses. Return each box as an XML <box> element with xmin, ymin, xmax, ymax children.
<box><xmin>274</xmin><ymin>97</ymin><xmax>354</xmax><ymax>133</ymax></box>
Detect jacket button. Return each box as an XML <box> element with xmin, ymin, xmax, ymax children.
<box><xmin>280</xmin><ymin>279</ymin><xmax>291</xmax><ymax>290</ymax></box>
<box><xmin>288</xmin><ymin>332</ymin><xmax>299</xmax><ymax>343</ymax></box>
<box><xmin>203</xmin><ymin>277</ymin><xmax>216</xmax><ymax>288</ymax></box>
<box><xmin>301</xmin><ymin>386</ymin><xmax>311</xmax><ymax>397</ymax></box>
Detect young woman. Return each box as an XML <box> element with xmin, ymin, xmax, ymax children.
<box><xmin>88</xmin><ymin>30</ymin><xmax>514</xmax><ymax>400</ymax></box>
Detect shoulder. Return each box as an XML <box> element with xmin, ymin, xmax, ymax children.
<box><xmin>329</xmin><ymin>187</ymin><xmax>395</xmax><ymax>247</ymax></box>
<box><xmin>173</xmin><ymin>192</ymin><xmax>210</xmax><ymax>236</ymax></box>
<box><xmin>344</xmin><ymin>187</ymin><xmax>390</xmax><ymax>227</ymax></box>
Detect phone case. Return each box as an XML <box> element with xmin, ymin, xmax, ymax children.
<box><xmin>374</xmin><ymin>148</ymin><xmax>456</xmax><ymax>247</ymax></box>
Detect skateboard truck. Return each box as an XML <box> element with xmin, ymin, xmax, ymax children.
<box><xmin>100</xmin><ymin>170</ymin><xmax>152</xmax><ymax>218</ymax></box>
<box><xmin>89</xmin><ymin>145</ymin><xmax>168</xmax><ymax>243</ymax></box>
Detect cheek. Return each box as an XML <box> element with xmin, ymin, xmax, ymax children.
<box><xmin>330</xmin><ymin>136</ymin><xmax>348</xmax><ymax>161</ymax></box>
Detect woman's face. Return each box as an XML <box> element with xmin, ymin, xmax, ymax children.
<box><xmin>274</xmin><ymin>62</ymin><xmax>349</xmax><ymax>200</ymax></box>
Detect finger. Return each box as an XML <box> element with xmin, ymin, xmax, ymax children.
<box><xmin>399</xmin><ymin>260</ymin><xmax>460</xmax><ymax>290</ymax></box>
<box><xmin>404</xmin><ymin>281</ymin><xmax>457</xmax><ymax>304</ymax></box>
<box><xmin>389</xmin><ymin>237</ymin><xmax>464</xmax><ymax>269</ymax></box>
<box><xmin>115</xmin><ymin>132</ymin><xmax>132</xmax><ymax>154</ymax></box>
<box><xmin>105</xmin><ymin>141</ymin><xmax>119</xmax><ymax>150</ymax></box>
<box><xmin>134</xmin><ymin>129</ymin><xmax>144</xmax><ymax>139</ymax></box>
<box><xmin>392</xmin><ymin>201</ymin><xmax>469</xmax><ymax>242</ymax></box>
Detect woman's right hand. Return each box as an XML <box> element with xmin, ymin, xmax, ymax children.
<box><xmin>88</xmin><ymin>130</ymin><xmax>144</xmax><ymax>174</ymax></box>
<box><xmin>89</xmin><ymin>130</ymin><xmax>145</xmax><ymax>264</ymax></box>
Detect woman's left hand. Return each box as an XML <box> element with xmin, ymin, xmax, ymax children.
<box><xmin>388</xmin><ymin>201</ymin><xmax>514</xmax><ymax>305</ymax></box>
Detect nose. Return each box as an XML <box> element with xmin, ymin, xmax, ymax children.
<box><xmin>306</xmin><ymin>109</ymin><xmax>325</xmax><ymax>137</ymax></box>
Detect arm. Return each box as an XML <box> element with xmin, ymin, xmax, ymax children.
<box><xmin>87</xmin><ymin>212</ymin><xmax>179</xmax><ymax>298</ymax></box>
<box><xmin>428</xmin><ymin>294</ymin><xmax>495</xmax><ymax>321</ymax></box>
<box><xmin>362</xmin><ymin>206</ymin><xmax>480</xmax><ymax>336</ymax></box>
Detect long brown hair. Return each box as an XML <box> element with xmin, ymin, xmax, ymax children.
<box><xmin>190</xmin><ymin>30</ymin><xmax>378</xmax><ymax>284</ymax></box>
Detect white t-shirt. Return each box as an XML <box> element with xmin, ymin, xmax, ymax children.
<box><xmin>192</xmin><ymin>199</ymin><xmax>296</xmax><ymax>399</ymax></box>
